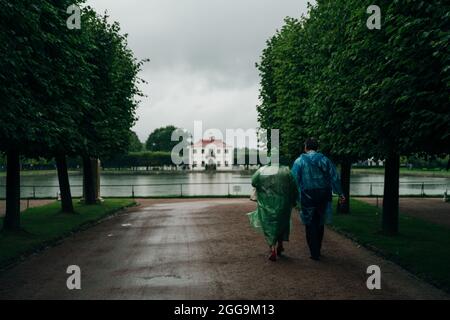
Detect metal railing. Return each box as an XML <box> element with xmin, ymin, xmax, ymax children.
<box><xmin>350</xmin><ymin>181</ymin><xmax>449</xmax><ymax>197</ymax></box>
<box><xmin>0</xmin><ymin>183</ymin><xmax>254</xmax><ymax>199</ymax></box>
<box><xmin>0</xmin><ymin>181</ymin><xmax>449</xmax><ymax>199</ymax></box>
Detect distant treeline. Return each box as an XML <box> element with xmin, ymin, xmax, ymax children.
<box><xmin>102</xmin><ymin>152</ymin><xmax>173</xmax><ymax>170</ymax></box>
<box><xmin>1</xmin><ymin>153</ymin><xmax>448</xmax><ymax>172</ymax></box>
<box><xmin>0</xmin><ymin>148</ymin><xmax>268</xmax><ymax>171</ymax></box>
<box><xmin>404</xmin><ymin>155</ymin><xmax>449</xmax><ymax>169</ymax></box>
<box><xmin>0</xmin><ymin>153</ymin><xmax>173</xmax><ymax>171</ymax></box>
<box><xmin>103</xmin><ymin>149</ymin><xmax>266</xmax><ymax>170</ymax></box>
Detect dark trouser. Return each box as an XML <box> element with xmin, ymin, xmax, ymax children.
<box><xmin>306</xmin><ymin>217</ymin><xmax>325</xmax><ymax>259</ymax></box>
<box><xmin>305</xmin><ymin>208</ymin><xmax>325</xmax><ymax>259</ymax></box>
<box><xmin>301</xmin><ymin>188</ymin><xmax>331</xmax><ymax>259</ymax></box>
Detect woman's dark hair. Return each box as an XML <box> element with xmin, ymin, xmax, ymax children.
<box><xmin>304</xmin><ymin>138</ymin><xmax>319</xmax><ymax>151</ymax></box>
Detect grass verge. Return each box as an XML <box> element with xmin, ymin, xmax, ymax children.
<box><xmin>0</xmin><ymin>199</ymin><xmax>135</xmax><ymax>269</ymax></box>
<box><xmin>331</xmin><ymin>199</ymin><xmax>450</xmax><ymax>292</ymax></box>
<box><xmin>352</xmin><ymin>167</ymin><xmax>450</xmax><ymax>178</ymax></box>
<box><xmin>0</xmin><ymin>170</ymin><xmax>81</xmax><ymax>177</ymax></box>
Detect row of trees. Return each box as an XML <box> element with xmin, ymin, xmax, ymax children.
<box><xmin>128</xmin><ymin>131</ymin><xmax>145</xmax><ymax>152</ymax></box>
<box><xmin>0</xmin><ymin>1</ymin><xmax>146</xmax><ymax>230</ymax></box>
<box><xmin>102</xmin><ymin>149</ymin><xmax>265</xmax><ymax>170</ymax></box>
<box><xmin>126</xmin><ymin>126</ymin><xmax>184</xmax><ymax>153</ymax></box>
<box><xmin>102</xmin><ymin>152</ymin><xmax>173</xmax><ymax>170</ymax></box>
<box><xmin>257</xmin><ymin>0</ymin><xmax>449</xmax><ymax>234</ymax></box>
<box><xmin>145</xmin><ymin>125</ymin><xmax>179</xmax><ymax>152</ymax></box>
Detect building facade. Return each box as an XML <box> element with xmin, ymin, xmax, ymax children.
<box><xmin>187</xmin><ymin>137</ymin><xmax>234</xmax><ymax>171</ymax></box>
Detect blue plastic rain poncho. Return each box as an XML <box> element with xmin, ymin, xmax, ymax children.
<box><xmin>248</xmin><ymin>165</ymin><xmax>298</xmax><ymax>246</ymax></box>
<box><xmin>291</xmin><ymin>151</ymin><xmax>343</xmax><ymax>226</ymax></box>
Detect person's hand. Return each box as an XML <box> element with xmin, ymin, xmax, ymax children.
<box><xmin>339</xmin><ymin>195</ymin><xmax>346</xmax><ymax>205</ymax></box>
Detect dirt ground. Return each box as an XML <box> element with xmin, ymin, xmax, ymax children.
<box><xmin>359</xmin><ymin>198</ymin><xmax>450</xmax><ymax>228</ymax></box>
<box><xmin>0</xmin><ymin>199</ymin><xmax>448</xmax><ymax>300</ymax></box>
<box><xmin>0</xmin><ymin>200</ymin><xmax>55</xmax><ymax>218</ymax></box>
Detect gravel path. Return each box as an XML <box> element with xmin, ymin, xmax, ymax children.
<box><xmin>0</xmin><ymin>199</ymin><xmax>447</xmax><ymax>300</ymax></box>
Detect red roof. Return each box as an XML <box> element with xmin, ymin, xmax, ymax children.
<box><xmin>192</xmin><ymin>138</ymin><xmax>229</xmax><ymax>148</ymax></box>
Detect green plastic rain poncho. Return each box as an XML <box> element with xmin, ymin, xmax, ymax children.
<box><xmin>248</xmin><ymin>165</ymin><xmax>298</xmax><ymax>246</ymax></box>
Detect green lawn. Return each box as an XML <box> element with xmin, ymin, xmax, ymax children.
<box><xmin>352</xmin><ymin>167</ymin><xmax>450</xmax><ymax>178</ymax></box>
<box><xmin>332</xmin><ymin>199</ymin><xmax>450</xmax><ymax>292</ymax></box>
<box><xmin>0</xmin><ymin>199</ymin><xmax>135</xmax><ymax>268</ymax></box>
<box><xmin>0</xmin><ymin>170</ymin><xmax>81</xmax><ymax>177</ymax></box>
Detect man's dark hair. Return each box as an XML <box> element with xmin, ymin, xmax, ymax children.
<box><xmin>305</xmin><ymin>138</ymin><xmax>319</xmax><ymax>151</ymax></box>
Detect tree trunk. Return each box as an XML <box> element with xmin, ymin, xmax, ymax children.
<box><xmin>337</xmin><ymin>159</ymin><xmax>351</xmax><ymax>214</ymax></box>
<box><xmin>3</xmin><ymin>150</ymin><xmax>21</xmax><ymax>231</ymax></box>
<box><xmin>94</xmin><ymin>159</ymin><xmax>101</xmax><ymax>200</ymax></box>
<box><xmin>56</xmin><ymin>154</ymin><xmax>74</xmax><ymax>213</ymax></box>
<box><xmin>82</xmin><ymin>156</ymin><xmax>97</xmax><ymax>205</ymax></box>
<box><xmin>382</xmin><ymin>153</ymin><xmax>400</xmax><ymax>235</ymax></box>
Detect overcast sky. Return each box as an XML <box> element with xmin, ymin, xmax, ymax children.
<box><xmin>86</xmin><ymin>0</ymin><xmax>310</xmax><ymax>145</ymax></box>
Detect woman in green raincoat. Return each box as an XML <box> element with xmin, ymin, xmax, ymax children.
<box><xmin>248</xmin><ymin>164</ymin><xmax>298</xmax><ymax>261</ymax></box>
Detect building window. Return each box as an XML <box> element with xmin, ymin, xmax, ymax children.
<box><xmin>217</xmin><ymin>149</ymin><xmax>221</xmax><ymax>154</ymax></box>
<box><xmin>217</xmin><ymin>162</ymin><xmax>221</xmax><ymax>167</ymax></box>
<box><xmin>201</xmin><ymin>161</ymin><xmax>205</xmax><ymax>167</ymax></box>
<box><xmin>193</xmin><ymin>149</ymin><xmax>197</xmax><ymax>154</ymax></box>
<box><xmin>225</xmin><ymin>149</ymin><xmax>229</xmax><ymax>154</ymax></box>
<box><xmin>202</xmin><ymin>149</ymin><xmax>205</xmax><ymax>154</ymax></box>
<box><xmin>225</xmin><ymin>161</ymin><xmax>229</xmax><ymax>167</ymax></box>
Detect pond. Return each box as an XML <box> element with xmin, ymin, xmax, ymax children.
<box><xmin>0</xmin><ymin>172</ymin><xmax>449</xmax><ymax>198</ymax></box>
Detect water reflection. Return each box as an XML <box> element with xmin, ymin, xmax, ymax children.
<box><xmin>0</xmin><ymin>172</ymin><xmax>448</xmax><ymax>198</ymax></box>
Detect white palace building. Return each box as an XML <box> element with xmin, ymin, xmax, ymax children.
<box><xmin>187</xmin><ymin>137</ymin><xmax>234</xmax><ymax>171</ymax></box>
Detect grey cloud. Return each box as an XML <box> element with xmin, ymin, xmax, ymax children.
<box><xmin>86</xmin><ymin>0</ymin><xmax>310</xmax><ymax>143</ymax></box>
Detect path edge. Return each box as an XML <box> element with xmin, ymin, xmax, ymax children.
<box><xmin>0</xmin><ymin>201</ymin><xmax>139</xmax><ymax>272</ymax></box>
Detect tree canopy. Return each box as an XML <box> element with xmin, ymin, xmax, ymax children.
<box><xmin>128</xmin><ymin>131</ymin><xmax>144</xmax><ymax>152</ymax></box>
<box><xmin>0</xmin><ymin>1</ymin><xmax>146</xmax><ymax>228</ymax></box>
<box><xmin>145</xmin><ymin>125</ymin><xmax>179</xmax><ymax>152</ymax></box>
<box><xmin>257</xmin><ymin>0</ymin><xmax>450</xmax><ymax>233</ymax></box>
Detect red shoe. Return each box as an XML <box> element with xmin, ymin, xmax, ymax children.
<box><xmin>268</xmin><ymin>249</ymin><xmax>277</xmax><ymax>262</ymax></box>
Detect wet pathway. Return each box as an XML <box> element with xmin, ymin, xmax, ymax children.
<box><xmin>0</xmin><ymin>199</ymin><xmax>447</xmax><ymax>299</ymax></box>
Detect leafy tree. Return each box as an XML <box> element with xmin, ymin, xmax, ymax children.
<box><xmin>79</xmin><ymin>9</ymin><xmax>146</xmax><ymax>204</ymax></box>
<box><xmin>102</xmin><ymin>152</ymin><xmax>173</xmax><ymax>170</ymax></box>
<box><xmin>128</xmin><ymin>131</ymin><xmax>143</xmax><ymax>152</ymax></box>
<box><xmin>343</xmin><ymin>0</ymin><xmax>450</xmax><ymax>233</ymax></box>
<box><xmin>0</xmin><ymin>0</ymin><xmax>88</xmax><ymax>225</ymax></box>
<box><xmin>301</xmin><ymin>0</ymin><xmax>368</xmax><ymax>214</ymax></box>
<box><xmin>257</xmin><ymin>18</ymin><xmax>309</xmax><ymax>165</ymax></box>
<box><xmin>48</xmin><ymin>0</ymin><xmax>93</xmax><ymax>214</ymax></box>
<box><xmin>145</xmin><ymin>126</ymin><xmax>179</xmax><ymax>152</ymax></box>
<box><xmin>257</xmin><ymin>0</ymin><xmax>450</xmax><ymax>233</ymax></box>
<box><xmin>0</xmin><ymin>1</ymin><xmax>146</xmax><ymax>229</ymax></box>
<box><xmin>0</xmin><ymin>1</ymin><xmax>41</xmax><ymax>228</ymax></box>
<box><xmin>257</xmin><ymin>11</ymin><xmax>356</xmax><ymax>213</ymax></box>
<box><xmin>233</xmin><ymin>148</ymin><xmax>263</xmax><ymax>168</ymax></box>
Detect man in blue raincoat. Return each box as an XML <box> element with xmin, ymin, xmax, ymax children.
<box><xmin>291</xmin><ymin>138</ymin><xmax>346</xmax><ymax>261</ymax></box>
